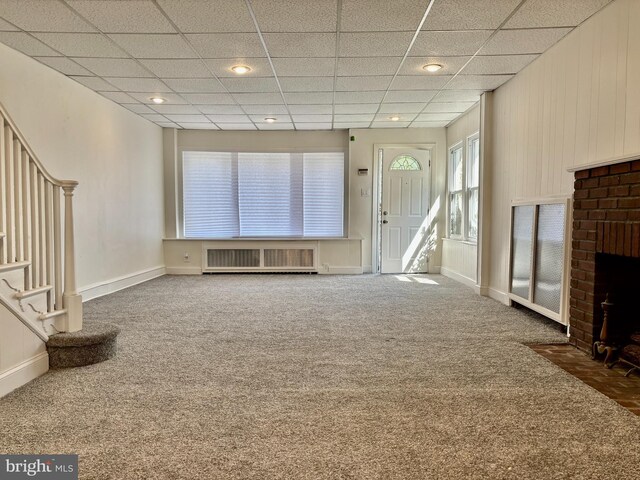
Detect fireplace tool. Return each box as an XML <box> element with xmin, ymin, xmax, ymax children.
<box><xmin>592</xmin><ymin>294</ymin><xmax>619</xmax><ymax>368</ymax></box>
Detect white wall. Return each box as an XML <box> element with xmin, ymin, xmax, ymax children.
<box><xmin>487</xmin><ymin>0</ymin><xmax>640</xmax><ymax>299</ymax></box>
<box><xmin>349</xmin><ymin>128</ymin><xmax>447</xmax><ymax>272</ymax></box>
<box><xmin>442</xmin><ymin>105</ymin><xmax>480</xmax><ymax>287</ymax></box>
<box><xmin>0</xmin><ymin>43</ymin><xmax>165</xmax><ymax>296</ymax></box>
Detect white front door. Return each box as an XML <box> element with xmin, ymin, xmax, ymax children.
<box><xmin>380</xmin><ymin>148</ymin><xmax>430</xmax><ymax>273</ymax></box>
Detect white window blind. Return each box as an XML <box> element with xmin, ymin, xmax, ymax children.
<box><xmin>183</xmin><ymin>151</ymin><xmax>344</xmax><ymax>238</ymax></box>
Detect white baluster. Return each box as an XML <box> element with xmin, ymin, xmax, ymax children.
<box><xmin>53</xmin><ymin>185</ymin><xmax>62</xmax><ymax>310</ymax></box>
<box><xmin>30</xmin><ymin>162</ymin><xmax>39</xmax><ymax>289</ymax></box>
<box><xmin>14</xmin><ymin>140</ymin><xmax>23</xmax><ymax>262</ymax></box>
<box><xmin>61</xmin><ymin>181</ymin><xmax>82</xmax><ymax>332</ymax></box>
<box><xmin>22</xmin><ymin>151</ymin><xmax>32</xmax><ymax>290</ymax></box>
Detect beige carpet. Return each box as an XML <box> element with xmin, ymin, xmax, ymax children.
<box><xmin>1</xmin><ymin>274</ymin><xmax>639</xmax><ymax>479</ymax></box>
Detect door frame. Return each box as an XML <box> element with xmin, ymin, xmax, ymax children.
<box><xmin>371</xmin><ymin>143</ymin><xmax>435</xmax><ymax>274</ymax></box>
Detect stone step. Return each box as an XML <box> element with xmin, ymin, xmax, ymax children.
<box><xmin>46</xmin><ymin>322</ymin><xmax>120</xmax><ymax>369</ymax></box>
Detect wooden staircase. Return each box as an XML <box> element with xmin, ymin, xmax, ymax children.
<box><xmin>0</xmin><ymin>101</ymin><xmax>82</xmax><ymax>342</ymax></box>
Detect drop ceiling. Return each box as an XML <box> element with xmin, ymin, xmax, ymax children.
<box><xmin>0</xmin><ymin>0</ymin><xmax>612</xmax><ymax>131</ymax></box>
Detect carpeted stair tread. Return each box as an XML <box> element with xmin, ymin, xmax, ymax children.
<box><xmin>47</xmin><ymin>322</ymin><xmax>120</xmax><ymax>347</ymax></box>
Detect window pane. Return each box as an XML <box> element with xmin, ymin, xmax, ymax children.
<box><xmin>468</xmin><ymin>189</ymin><xmax>478</xmax><ymax>239</ymax></box>
<box><xmin>510</xmin><ymin>205</ymin><xmax>534</xmax><ymax>300</ymax></box>
<box><xmin>183</xmin><ymin>151</ymin><xmax>238</xmax><ymax>238</ymax></box>
<box><xmin>468</xmin><ymin>137</ymin><xmax>479</xmax><ymax>188</ymax></box>
<box><xmin>534</xmin><ymin>203</ymin><xmax>566</xmax><ymax>313</ymax></box>
<box><xmin>450</xmin><ymin>147</ymin><xmax>463</xmax><ymax>191</ymax></box>
<box><xmin>390</xmin><ymin>155</ymin><xmax>421</xmax><ymax>171</ymax></box>
<box><xmin>449</xmin><ymin>192</ymin><xmax>463</xmax><ymax>236</ymax></box>
<box><xmin>238</xmin><ymin>153</ymin><xmax>303</xmax><ymax>236</ymax></box>
<box><xmin>303</xmin><ymin>153</ymin><xmax>344</xmax><ymax>237</ymax></box>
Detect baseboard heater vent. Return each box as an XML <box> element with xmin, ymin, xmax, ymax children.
<box><xmin>204</xmin><ymin>246</ymin><xmax>317</xmax><ymax>272</ymax></box>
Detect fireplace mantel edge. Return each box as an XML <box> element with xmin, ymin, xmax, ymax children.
<box><xmin>567</xmin><ymin>152</ymin><xmax>640</xmax><ymax>173</ymax></box>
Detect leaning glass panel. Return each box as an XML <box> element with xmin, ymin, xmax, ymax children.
<box><xmin>510</xmin><ymin>205</ymin><xmax>534</xmax><ymax>300</ymax></box>
<box><xmin>534</xmin><ymin>203</ymin><xmax>566</xmax><ymax>313</ymax></box>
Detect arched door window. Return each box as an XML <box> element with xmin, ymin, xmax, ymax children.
<box><xmin>389</xmin><ymin>155</ymin><xmax>421</xmax><ymax>171</ymax></box>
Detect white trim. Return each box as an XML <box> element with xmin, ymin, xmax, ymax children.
<box><xmin>166</xmin><ymin>266</ymin><xmax>202</xmax><ymax>275</ymax></box>
<box><xmin>475</xmin><ymin>285</ymin><xmax>490</xmax><ymax>296</ymax></box>
<box><xmin>79</xmin><ymin>266</ymin><xmax>166</xmax><ymax>302</ymax></box>
<box><xmin>566</xmin><ymin>152</ymin><xmax>640</xmax><ymax>172</ymax></box>
<box><xmin>0</xmin><ymin>352</ymin><xmax>48</xmax><ymax>398</ymax></box>
<box><xmin>429</xmin><ymin>265</ymin><xmax>441</xmax><ymax>274</ymax></box>
<box><xmin>441</xmin><ymin>266</ymin><xmax>476</xmax><ymax>289</ymax></box>
<box><xmin>318</xmin><ymin>266</ymin><xmax>363</xmax><ymax>275</ymax></box>
<box><xmin>488</xmin><ymin>287</ymin><xmax>510</xmax><ymax>305</ymax></box>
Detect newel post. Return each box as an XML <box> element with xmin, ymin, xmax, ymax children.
<box><xmin>61</xmin><ymin>181</ymin><xmax>82</xmax><ymax>332</ymax></box>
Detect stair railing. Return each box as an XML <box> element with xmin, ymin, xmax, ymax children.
<box><xmin>0</xmin><ymin>101</ymin><xmax>82</xmax><ymax>333</ymax></box>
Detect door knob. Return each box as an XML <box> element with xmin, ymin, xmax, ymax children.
<box><xmin>382</xmin><ymin>220</ymin><xmax>388</xmax><ymax>224</ymax></box>
<box><xmin>383</xmin><ymin>211</ymin><xmax>388</xmax><ymax>215</ymax></box>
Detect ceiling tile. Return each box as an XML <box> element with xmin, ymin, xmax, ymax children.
<box><xmin>424</xmin><ymin>102</ymin><xmax>478</xmax><ymax>113</ymax></box>
<box><xmin>206</xmin><ymin>114</ymin><xmax>253</xmax><ymax>123</ymax></box>
<box><xmin>432</xmin><ymin>90</ymin><xmax>484</xmax><ymax>102</ymax></box>
<box><xmin>480</xmin><ymin>28</ymin><xmax>572</xmax><ymax>55</ymax></box>
<box><xmin>412</xmin><ymin>31</ymin><xmax>492</xmax><ymax>56</ymax></box>
<box><xmin>178</xmin><ymin>122</ymin><xmax>220</xmax><ymax>130</ymax></box>
<box><xmin>204</xmin><ymin>58</ymin><xmax>272</xmax><ymax>77</ymax></box>
<box><xmin>295</xmin><ymin>123</ymin><xmax>333</xmax><ymax>130</ymax></box>
<box><xmin>463</xmin><ymin>54</ymin><xmax>538</xmax><ymax>75</ymax></box>
<box><xmin>336</xmin><ymin>76</ymin><xmax>392</xmax><ymax>92</ymax></box>
<box><xmin>248</xmin><ymin>114</ymin><xmax>290</xmax><ymax>122</ymax></box>
<box><xmin>234</xmin><ymin>92</ymin><xmax>285</xmax><ymax>104</ymax></box>
<box><xmin>414</xmin><ymin>112</ymin><xmax>459</xmax><ymax>122</ymax></box>
<box><xmin>341</xmin><ymin>0</ymin><xmax>428</xmax><ymax>31</ymax></box>
<box><xmin>334</xmin><ymin>91</ymin><xmax>385</xmax><ymax>104</ymax></box>
<box><xmin>410</xmin><ymin>121</ymin><xmax>449</xmax><ymax>128</ymax></box>
<box><xmin>284</xmin><ymin>92</ymin><xmax>333</xmax><ymax>104</ymax></box>
<box><xmin>73</xmin><ymin>58</ymin><xmax>152</xmax><ymax>77</ymax></box>
<box><xmin>156</xmin><ymin>122</ymin><xmax>180</xmax><ymax>128</ymax></box>
<box><xmin>128</xmin><ymin>92</ymin><xmax>188</xmax><ymax>104</ymax></box>
<box><xmin>445</xmin><ymin>74</ymin><xmax>513</xmax><ymax>90</ymax></box>
<box><xmin>379</xmin><ymin>103</ymin><xmax>427</xmax><ymax>113</ymax></box>
<box><xmin>0</xmin><ymin>0</ymin><xmax>95</xmax><ymax>32</ymax></box>
<box><xmin>156</xmin><ymin>0</ymin><xmax>255</xmax><ymax>33</ymax></box>
<box><xmin>272</xmin><ymin>58</ymin><xmax>335</xmax><ymax>77</ymax></box>
<box><xmin>385</xmin><ymin>90</ymin><xmax>438</xmax><ymax>102</ymax></box>
<box><xmin>257</xmin><ymin>122</ymin><xmax>295</xmax><ymax>130</ymax></box>
<box><xmin>34</xmin><ymin>33</ymin><xmax>124</xmax><ymax>57</ymax></box>
<box><xmin>505</xmin><ymin>0</ymin><xmax>612</xmax><ymax>28</ymax></box>
<box><xmin>374</xmin><ymin>113</ymin><xmax>412</xmax><ymax>121</ymax></box>
<box><xmin>107</xmin><ymin>77</ymin><xmax>171</xmax><ymax>92</ymax></box>
<box><xmin>339</xmin><ymin>32</ymin><xmax>414</xmax><ymax>57</ymax></box>
<box><xmin>164</xmin><ymin>78</ymin><xmax>225</xmax><ymax>93</ymax></box>
<box><xmin>98</xmin><ymin>91</ymin><xmax>139</xmax><ymax>103</ymax></box>
<box><xmin>187</xmin><ymin>33</ymin><xmax>265</xmax><ymax>58</ymax></box>
<box><xmin>0</xmin><ymin>18</ymin><xmax>19</xmax><ymax>31</ymax></box>
<box><xmin>35</xmin><ymin>57</ymin><xmax>92</xmax><ymax>75</ymax></box>
<box><xmin>334</xmin><ymin>114</ymin><xmax>374</xmax><ymax>122</ymax></box>
<box><xmin>180</xmin><ymin>93</ymin><xmax>235</xmax><ymax>104</ymax></box>
<box><xmin>264</xmin><ymin>33</ymin><xmax>336</xmax><ymax>57</ymax></box>
<box><xmin>152</xmin><ymin>104</ymin><xmax>201</xmax><ymax>114</ymax></box>
<box><xmin>140</xmin><ymin>113</ymin><xmax>167</xmax><ymax>122</ymax></box>
<box><xmin>336</xmin><ymin>57</ymin><xmax>402</xmax><ymax>76</ymax></box>
<box><xmin>334</xmin><ymin>122</ymin><xmax>370</xmax><ymax>129</ymax></box>
<box><xmin>391</xmin><ymin>75</ymin><xmax>452</xmax><ymax>90</ymax></box>
<box><xmin>0</xmin><ymin>32</ymin><xmax>61</xmax><ymax>56</ymax></box>
<box><xmin>289</xmin><ymin>105</ymin><xmax>333</xmax><ymax>114</ymax></box>
<box><xmin>140</xmin><ymin>59</ymin><xmax>211</xmax><ymax>78</ymax></box>
<box><xmin>334</xmin><ymin>104</ymin><xmax>378</xmax><ymax>114</ymax></box>
<box><xmin>371</xmin><ymin>121</ymin><xmax>410</xmax><ymax>128</ymax></box>
<box><xmin>109</xmin><ymin>34</ymin><xmax>197</xmax><ymax>58</ymax></box>
<box><xmin>166</xmin><ymin>114</ymin><xmax>210</xmax><ymax>123</ymax></box>
<box><xmin>70</xmin><ymin>76</ymin><xmax>118</xmax><ymax>90</ymax></box>
<box><xmin>216</xmin><ymin>123</ymin><xmax>257</xmax><ymax>130</ymax></box>
<box><xmin>122</xmin><ymin>104</ymin><xmax>156</xmax><ymax>114</ymax></box>
<box><xmin>241</xmin><ymin>104</ymin><xmax>288</xmax><ymax>114</ymax></box>
<box><xmin>280</xmin><ymin>77</ymin><xmax>334</xmax><ymax>92</ymax></box>
<box><xmin>251</xmin><ymin>0</ymin><xmax>337</xmax><ymax>32</ymax></box>
<box><xmin>292</xmin><ymin>115</ymin><xmax>333</xmax><ymax>123</ymax></box>
<box><xmin>220</xmin><ymin>77</ymin><xmax>279</xmax><ymax>93</ymax></box>
<box><xmin>423</xmin><ymin>0</ymin><xmax>522</xmax><ymax>30</ymax></box>
<box><xmin>400</xmin><ymin>56</ymin><xmax>470</xmax><ymax>75</ymax></box>
<box><xmin>195</xmin><ymin>105</ymin><xmax>246</xmax><ymax>115</ymax></box>
<box><xmin>67</xmin><ymin>0</ymin><xmax>176</xmax><ymax>33</ymax></box>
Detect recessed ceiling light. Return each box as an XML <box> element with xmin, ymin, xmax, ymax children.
<box><xmin>389</xmin><ymin>116</ymin><xmax>400</xmax><ymax>122</ymax></box>
<box><xmin>150</xmin><ymin>97</ymin><xmax>165</xmax><ymax>104</ymax></box>
<box><xmin>423</xmin><ymin>63</ymin><xmax>443</xmax><ymax>73</ymax></box>
<box><xmin>264</xmin><ymin>117</ymin><xmax>277</xmax><ymax>123</ymax></box>
<box><xmin>231</xmin><ymin>65</ymin><xmax>251</xmax><ymax>75</ymax></box>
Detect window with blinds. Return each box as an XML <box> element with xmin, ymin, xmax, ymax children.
<box><xmin>183</xmin><ymin>151</ymin><xmax>344</xmax><ymax>238</ymax></box>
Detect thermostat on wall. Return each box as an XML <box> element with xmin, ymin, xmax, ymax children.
<box><xmin>357</xmin><ymin>168</ymin><xmax>369</xmax><ymax>176</ymax></box>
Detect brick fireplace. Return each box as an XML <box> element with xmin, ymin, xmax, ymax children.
<box><xmin>571</xmin><ymin>159</ymin><xmax>640</xmax><ymax>352</ymax></box>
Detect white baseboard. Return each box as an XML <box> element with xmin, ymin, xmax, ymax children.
<box><xmin>429</xmin><ymin>265</ymin><xmax>441</xmax><ymax>274</ymax></box>
<box><xmin>475</xmin><ymin>285</ymin><xmax>490</xmax><ymax>296</ymax></box>
<box><xmin>79</xmin><ymin>266</ymin><xmax>166</xmax><ymax>302</ymax></box>
<box><xmin>440</xmin><ymin>267</ymin><xmax>476</xmax><ymax>287</ymax></box>
<box><xmin>488</xmin><ymin>287</ymin><xmax>510</xmax><ymax>305</ymax></box>
<box><xmin>363</xmin><ymin>264</ymin><xmax>373</xmax><ymax>274</ymax></box>
<box><xmin>165</xmin><ymin>266</ymin><xmax>202</xmax><ymax>275</ymax></box>
<box><xmin>319</xmin><ymin>266</ymin><xmax>363</xmax><ymax>275</ymax></box>
<box><xmin>0</xmin><ymin>352</ymin><xmax>48</xmax><ymax>398</ymax></box>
